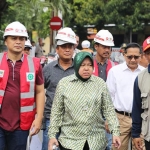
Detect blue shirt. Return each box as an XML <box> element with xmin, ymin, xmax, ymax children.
<box><xmin>132</xmin><ymin>64</ymin><xmax>150</xmax><ymax>138</ymax></box>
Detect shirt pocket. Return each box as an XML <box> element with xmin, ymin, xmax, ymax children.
<box><xmin>141</xmin><ymin>93</ymin><xmax>148</xmax><ymax>109</ymax></box>
<box><xmin>141</xmin><ymin>112</ymin><xmax>149</xmax><ymax>136</ymax></box>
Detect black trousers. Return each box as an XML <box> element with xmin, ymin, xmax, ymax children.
<box><xmin>145</xmin><ymin>140</ymin><xmax>150</xmax><ymax>150</ymax></box>
<box><xmin>59</xmin><ymin>141</ymin><xmax>89</xmax><ymax>150</ymax></box>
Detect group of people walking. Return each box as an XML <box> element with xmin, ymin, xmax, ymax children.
<box><xmin>0</xmin><ymin>21</ymin><xmax>150</xmax><ymax>150</ymax></box>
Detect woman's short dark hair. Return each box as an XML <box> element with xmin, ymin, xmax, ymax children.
<box><xmin>124</xmin><ymin>43</ymin><xmax>142</xmax><ymax>54</ymax></box>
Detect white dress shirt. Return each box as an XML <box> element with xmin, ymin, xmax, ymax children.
<box><xmin>106</xmin><ymin>62</ymin><xmax>145</xmax><ymax>113</ymax></box>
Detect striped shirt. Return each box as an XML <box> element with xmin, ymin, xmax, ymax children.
<box><xmin>49</xmin><ymin>74</ymin><xmax>120</xmax><ymax>150</ymax></box>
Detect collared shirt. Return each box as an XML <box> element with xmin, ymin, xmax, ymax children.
<box><xmin>35</xmin><ymin>44</ymin><xmax>44</xmax><ymax>58</ymax></box>
<box><xmin>106</xmin><ymin>62</ymin><xmax>145</xmax><ymax>113</ymax></box>
<box><xmin>43</xmin><ymin>59</ymin><xmax>74</xmax><ymax>119</ymax></box>
<box><xmin>132</xmin><ymin>64</ymin><xmax>150</xmax><ymax>138</ymax></box>
<box><xmin>49</xmin><ymin>74</ymin><xmax>120</xmax><ymax>150</ymax></box>
<box><xmin>97</xmin><ymin>60</ymin><xmax>107</xmax><ymax>81</ymax></box>
<box><xmin>0</xmin><ymin>54</ymin><xmax>43</xmax><ymax>131</ymax></box>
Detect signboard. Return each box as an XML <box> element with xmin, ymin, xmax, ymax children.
<box><xmin>87</xmin><ymin>28</ymin><xmax>97</xmax><ymax>34</ymax></box>
<box><xmin>50</xmin><ymin>16</ymin><xmax>62</xmax><ymax>30</ymax></box>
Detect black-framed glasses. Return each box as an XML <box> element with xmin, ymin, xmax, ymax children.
<box><xmin>125</xmin><ymin>55</ymin><xmax>140</xmax><ymax>60</ymax></box>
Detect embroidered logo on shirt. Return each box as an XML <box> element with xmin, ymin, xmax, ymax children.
<box><xmin>26</xmin><ymin>73</ymin><xmax>35</xmax><ymax>82</ymax></box>
<box><xmin>0</xmin><ymin>70</ymin><xmax>4</xmax><ymax>77</ymax></box>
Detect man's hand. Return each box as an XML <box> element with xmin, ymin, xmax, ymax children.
<box><xmin>133</xmin><ymin>138</ymin><xmax>143</xmax><ymax>150</ymax></box>
<box><xmin>105</xmin><ymin>120</ymin><xmax>110</xmax><ymax>133</ymax></box>
<box><xmin>112</xmin><ymin>136</ymin><xmax>121</xmax><ymax>149</ymax></box>
<box><xmin>48</xmin><ymin>138</ymin><xmax>59</xmax><ymax>150</ymax></box>
<box><xmin>30</xmin><ymin>117</ymin><xmax>42</xmax><ymax>136</ymax></box>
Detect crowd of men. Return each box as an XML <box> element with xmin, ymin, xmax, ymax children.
<box><xmin>0</xmin><ymin>21</ymin><xmax>150</xmax><ymax>150</ymax></box>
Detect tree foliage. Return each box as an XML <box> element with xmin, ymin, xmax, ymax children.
<box><xmin>105</xmin><ymin>0</ymin><xmax>150</xmax><ymax>32</ymax></box>
<box><xmin>1</xmin><ymin>0</ymin><xmax>150</xmax><ymax>42</ymax></box>
<box><xmin>1</xmin><ymin>0</ymin><xmax>71</xmax><ymax>38</ymax></box>
<box><xmin>66</xmin><ymin>0</ymin><xmax>150</xmax><ymax>31</ymax></box>
<box><xmin>65</xmin><ymin>0</ymin><xmax>150</xmax><ymax>43</ymax></box>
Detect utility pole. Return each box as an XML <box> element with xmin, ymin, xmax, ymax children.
<box><xmin>50</xmin><ymin>10</ymin><xmax>61</xmax><ymax>54</ymax></box>
<box><xmin>50</xmin><ymin>11</ymin><xmax>54</xmax><ymax>54</ymax></box>
<box><xmin>129</xmin><ymin>29</ymin><xmax>132</xmax><ymax>43</ymax></box>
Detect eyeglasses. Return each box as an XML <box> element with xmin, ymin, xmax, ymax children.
<box><xmin>125</xmin><ymin>55</ymin><xmax>140</xmax><ymax>60</ymax></box>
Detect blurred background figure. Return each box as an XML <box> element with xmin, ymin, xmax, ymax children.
<box><xmin>23</xmin><ymin>39</ymin><xmax>32</xmax><ymax>55</ymax></box>
<box><xmin>30</xmin><ymin>41</ymin><xmax>36</xmax><ymax>57</ymax></box>
<box><xmin>47</xmin><ymin>53</ymin><xmax>56</xmax><ymax>63</ymax></box>
<box><xmin>74</xmin><ymin>35</ymin><xmax>80</xmax><ymax>51</ymax></box>
<box><xmin>73</xmin><ymin>35</ymin><xmax>80</xmax><ymax>58</ymax></box>
<box><xmin>120</xmin><ymin>43</ymin><xmax>126</xmax><ymax>54</ymax></box>
<box><xmin>81</xmin><ymin>40</ymin><xmax>93</xmax><ymax>55</ymax></box>
<box><xmin>35</xmin><ymin>38</ymin><xmax>45</xmax><ymax>58</ymax></box>
<box><xmin>113</xmin><ymin>43</ymin><xmax>126</xmax><ymax>64</ymax></box>
<box><xmin>118</xmin><ymin>43</ymin><xmax>126</xmax><ymax>63</ymax></box>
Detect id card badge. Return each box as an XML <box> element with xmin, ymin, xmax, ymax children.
<box><xmin>0</xmin><ymin>70</ymin><xmax>4</xmax><ymax>78</ymax></box>
<box><xmin>26</xmin><ymin>73</ymin><xmax>35</xmax><ymax>82</ymax></box>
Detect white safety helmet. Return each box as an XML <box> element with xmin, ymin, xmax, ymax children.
<box><xmin>3</xmin><ymin>21</ymin><xmax>28</xmax><ymax>39</ymax></box>
<box><xmin>94</xmin><ymin>29</ymin><xmax>114</xmax><ymax>46</ymax></box>
<box><xmin>25</xmin><ymin>39</ymin><xmax>32</xmax><ymax>49</ymax></box>
<box><xmin>55</xmin><ymin>27</ymin><xmax>77</xmax><ymax>45</ymax></box>
<box><xmin>81</xmin><ymin>40</ymin><xmax>90</xmax><ymax>48</ymax></box>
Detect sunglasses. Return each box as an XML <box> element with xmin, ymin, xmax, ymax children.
<box><xmin>125</xmin><ymin>55</ymin><xmax>140</xmax><ymax>60</ymax></box>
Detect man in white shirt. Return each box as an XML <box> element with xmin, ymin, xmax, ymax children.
<box><xmin>106</xmin><ymin>43</ymin><xmax>145</xmax><ymax>150</ymax></box>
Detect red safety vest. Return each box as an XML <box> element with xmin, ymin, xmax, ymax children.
<box><xmin>93</xmin><ymin>59</ymin><xmax>116</xmax><ymax>76</ymax></box>
<box><xmin>0</xmin><ymin>52</ymin><xmax>40</xmax><ymax>130</ymax></box>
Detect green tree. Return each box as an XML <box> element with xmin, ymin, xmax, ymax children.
<box><xmin>1</xmin><ymin>0</ymin><xmax>71</xmax><ymax>37</ymax></box>
<box><xmin>5</xmin><ymin>0</ymin><xmax>51</xmax><ymax>37</ymax></box>
<box><xmin>66</xmin><ymin>0</ymin><xmax>150</xmax><ymax>43</ymax></box>
<box><xmin>65</xmin><ymin>0</ymin><xmax>106</xmax><ymax>48</ymax></box>
<box><xmin>105</xmin><ymin>0</ymin><xmax>150</xmax><ymax>32</ymax></box>
<box><xmin>105</xmin><ymin>0</ymin><xmax>150</xmax><ymax>42</ymax></box>
<box><xmin>66</xmin><ymin>0</ymin><xmax>115</xmax><ymax>30</ymax></box>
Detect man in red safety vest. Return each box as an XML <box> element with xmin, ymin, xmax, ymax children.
<box><xmin>93</xmin><ymin>29</ymin><xmax>117</xmax><ymax>150</ymax></box>
<box><xmin>0</xmin><ymin>21</ymin><xmax>45</xmax><ymax>150</ymax></box>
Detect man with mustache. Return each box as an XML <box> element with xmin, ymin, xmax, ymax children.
<box><xmin>42</xmin><ymin>27</ymin><xmax>76</xmax><ymax>150</ymax></box>
<box><xmin>93</xmin><ymin>29</ymin><xmax>116</xmax><ymax>150</ymax></box>
<box><xmin>106</xmin><ymin>43</ymin><xmax>145</xmax><ymax>150</ymax></box>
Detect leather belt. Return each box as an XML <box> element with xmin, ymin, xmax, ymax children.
<box><xmin>115</xmin><ymin>109</ymin><xmax>131</xmax><ymax>117</ymax></box>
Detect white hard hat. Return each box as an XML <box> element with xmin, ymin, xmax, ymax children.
<box><xmin>55</xmin><ymin>27</ymin><xmax>77</xmax><ymax>45</ymax></box>
<box><xmin>3</xmin><ymin>21</ymin><xmax>28</xmax><ymax>39</ymax></box>
<box><xmin>56</xmin><ymin>40</ymin><xmax>70</xmax><ymax>46</ymax></box>
<box><xmin>94</xmin><ymin>29</ymin><xmax>114</xmax><ymax>46</ymax></box>
<box><xmin>25</xmin><ymin>39</ymin><xmax>32</xmax><ymax>49</ymax></box>
<box><xmin>81</xmin><ymin>40</ymin><xmax>90</xmax><ymax>48</ymax></box>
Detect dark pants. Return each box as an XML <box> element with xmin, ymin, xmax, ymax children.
<box><xmin>59</xmin><ymin>141</ymin><xmax>89</xmax><ymax>150</ymax></box>
<box><xmin>0</xmin><ymin>127</ymin><xmax>29</xmax><ymax>150</ymax></box>
<box><xmin>145</xmin><ymin>140</ymin><xmax>150</xmax><ymax>150</ymax></box>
